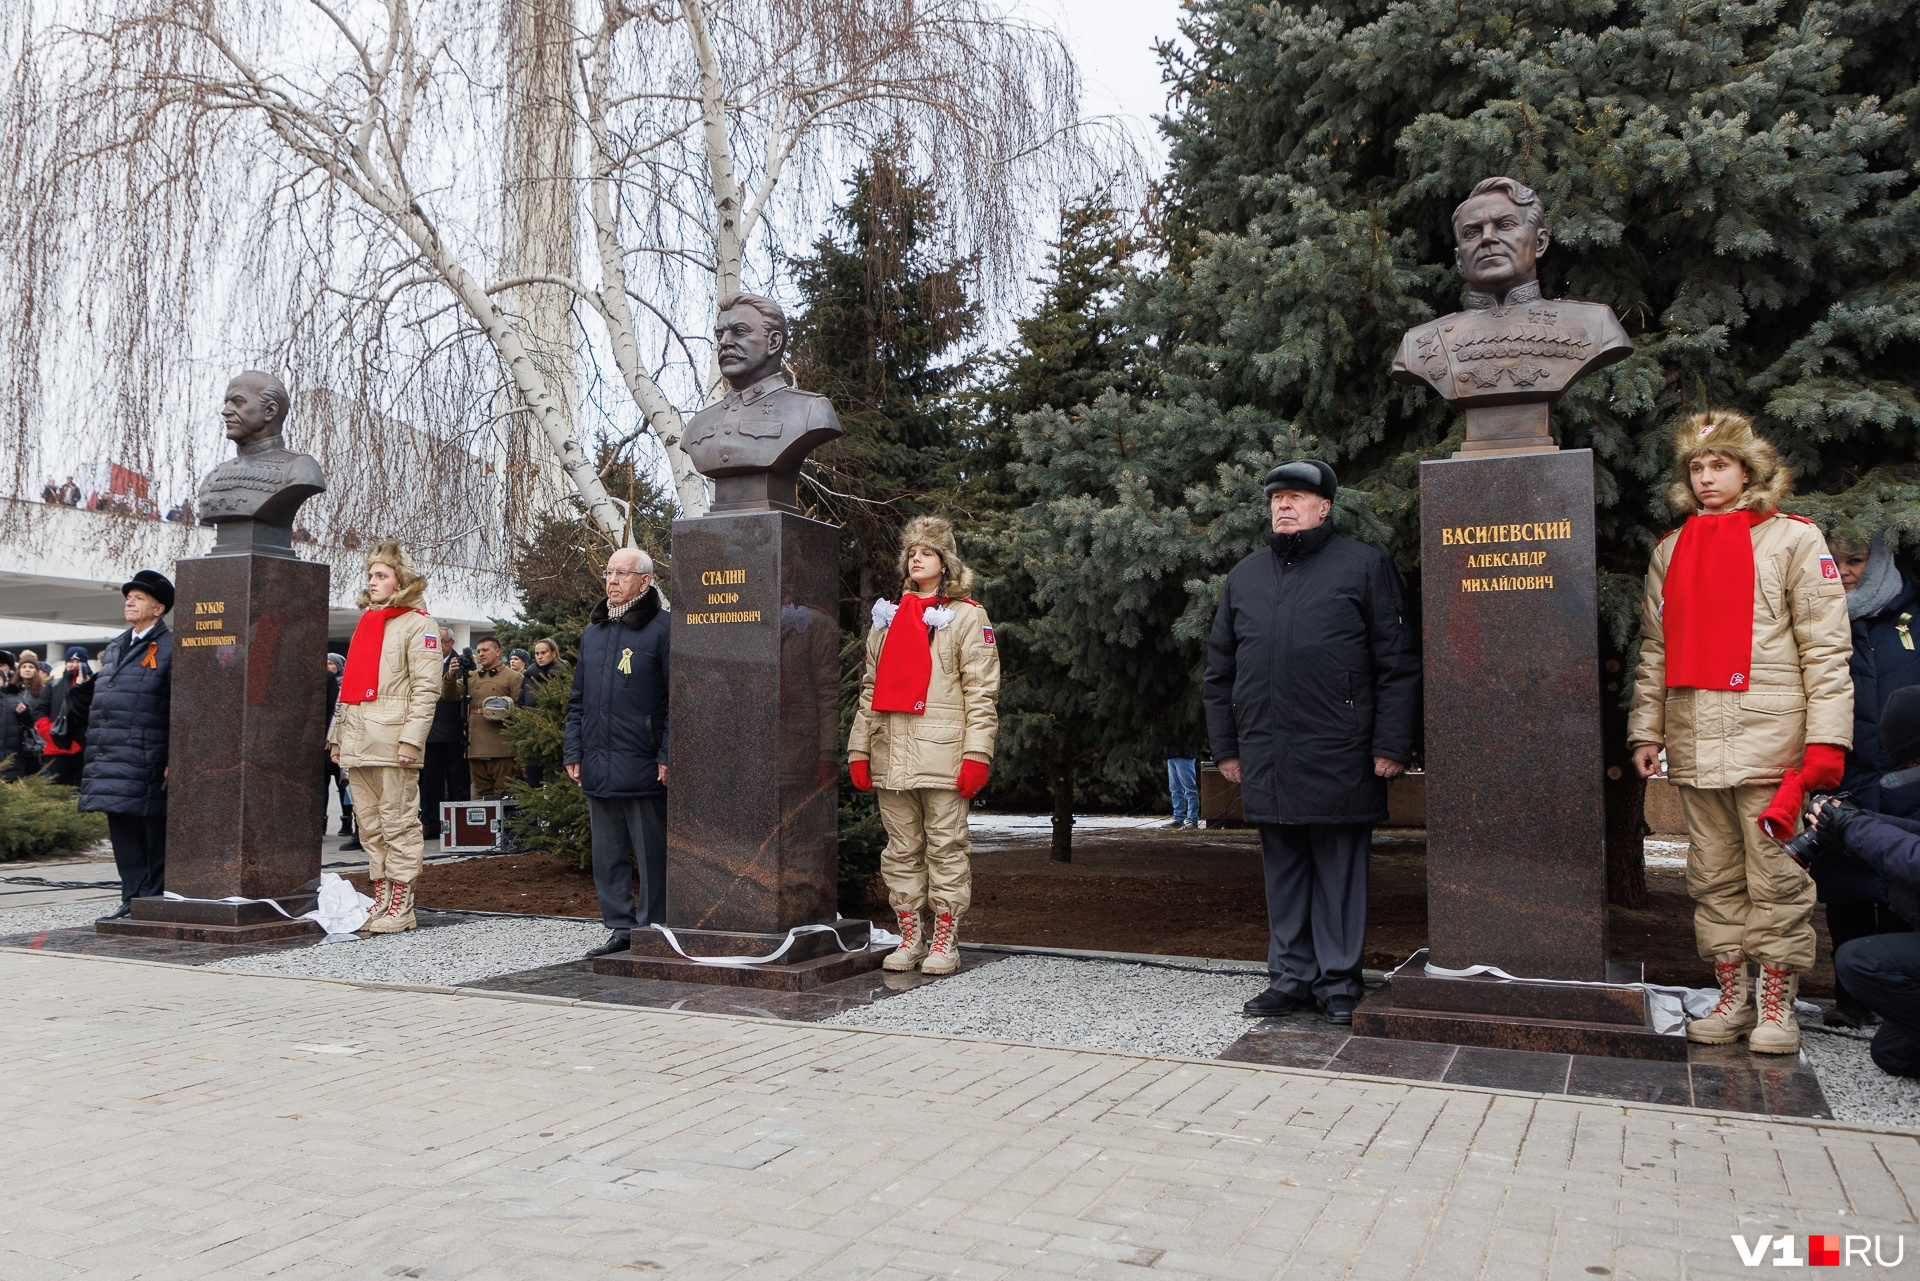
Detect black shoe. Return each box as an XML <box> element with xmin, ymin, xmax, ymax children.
<box><xmin>338</xmin><ymin>812</ymin><xmax>355</xmax><ymax>836</ymax></box>
<box><xmin>1825</xmin><ymin>1004</ymin><xmax>1876</xmax><ymax>1029</ymax></box>
<box><xmin>340</xmin><ymin>835</ymin><xmax>363</xmax><ymax>852</ymax></box>
<box><xmin>98</xmin><ymin>902</ymin><xmax>132</xmax><ymax>921</ymax></box>
<box><xmin>1323</xmin><ymin>995</ymin><xmax>1357</xmax><ymax>1026</ymax></box>
<box><xmin>584</xmin><ymin>932</ymin><xmax>632</xmax><ymax>960</ymax></box>
<box><xmin>1243</xmin><ymin>988</ymin><xmax>1313</xmax><ymax>1018</ymax></box>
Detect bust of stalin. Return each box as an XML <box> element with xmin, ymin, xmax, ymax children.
<box><xmin>196</xmin><ymin>370</ymin><xmax>327</xmax><ymax>558</ymax></box>
<box><xmin>1392</xmin><ymin>178</ymin><xmax>1632</xmax><ymax>456</ymax></box>
<box><xmin>683</xmin><ymin>293</ymin><xmax>842</xmax><ymax>514</ymax></box>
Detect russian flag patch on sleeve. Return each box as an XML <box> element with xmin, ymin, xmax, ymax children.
<box><xmin>1820</xmin><ymin>554</ymin><xmax>1840</xmax><ymax>580</ymax></box>
<box><xmin>424</xmin><ymin>633</ymin><xmax>438</xmax><ymax>649</ymax></box>
<box><xmin>982</xmin><ymin>625</ymin><xmax>995</xmax><ymax>645</ymax></box>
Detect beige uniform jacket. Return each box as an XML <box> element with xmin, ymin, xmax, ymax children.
<box><xmin>1627</xmin><ymin>513</ymin><xmax>1852</xmax><ymax>789</ymax></box>
<box><xmin>451</xmin><ymin>663</ymin><xmax>523</xmax><ymax>759</ymax></box>
<box><xmin>327</xmin><ymin>609</ymin><xmax>444</xmax><ymax>769</ymax></box>
<box><xmin>849</xmin><ymin>598</ymin><xmax>1001</xmax><ymax>791</ymax></box>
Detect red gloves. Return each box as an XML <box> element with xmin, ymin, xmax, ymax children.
<box><xmin>1758</xmin><ymin>771</ymin><xmax>1804</xmax><ymax>841</ymax></box>
<box><xmin>958</xmin><ymin>759</ymin><xmax>990</xmax><ymax>799</ymax></box>
<box><xmin>849</xmin><ymin>759</ymin><xmax>872</xmax><ymax>791</ymax></box>
<box><xmin>1758</xmin><ymin>745</ymin><xmax>1848</xmax><ymax>841</ymax></box>
<box><xmin>1801</xmin><ymin>743</ymin><xmax>1846</xmax><ymax>791</ymax></box>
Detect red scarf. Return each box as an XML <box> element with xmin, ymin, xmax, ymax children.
<box><xmin>339</xmin><ymin>607</ymin><xmax>413</xmax><ymax>704</ymax></box>
<box><xmin>872</xmin><ymin>593</ymin><xmax>936</xmax><ymax>714</ymax></box>
<box><xmin>1663</xmin><ymin>510</ymin><xmax>1771</xmax><ymax>691</ymax></box>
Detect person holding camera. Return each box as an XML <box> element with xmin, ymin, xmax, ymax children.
<box><xmin>458</xmin><ymin>637</ymin><xmax>523</xmax><ymax>800</ymax></box>
<box><xmin>1628</xmin><ymin>411</ymin><xmax>1853</xmax><ymax>1054</ymax></box>
<box><xmin>1804</xmin><ymin>685</ymin><xmax>1920</xmax><ymax>1076</ymax></box>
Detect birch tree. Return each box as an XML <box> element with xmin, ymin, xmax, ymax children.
<box><xmin>0</xmin><ymin>0</ymin><xmax>1090</xmax><ymax>539</ymax></box>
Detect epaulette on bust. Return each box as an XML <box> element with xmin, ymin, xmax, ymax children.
<box><xmin>1782</xmin><ymin>513</ymin><xmax>1817</xmax><ymax>525</ymax></box>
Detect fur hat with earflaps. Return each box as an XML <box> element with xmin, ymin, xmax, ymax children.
<box><xmin>357</xmin><ymin>538</ymin><xmax>428</xmax><ymax>610</ymax></box>
<box><xmin>896</xmin><ymin>515</ymin><xmax>976</xmax><ymax>600</ymax></box>
<box><xmin>1669</xmin><ymin>409</ymin><xmax>1791</xmax><ymax>516</ymax></box>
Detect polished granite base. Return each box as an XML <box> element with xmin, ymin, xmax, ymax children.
<box><xmin>96</xmin><ymin>891</ymin><xmax>325</xmax><ymax>945</ymax></box>
<box><xmin>1221</xmin><ymin>1004</ymin><xmax>1830</xmax><ymax>1118</ymax></box>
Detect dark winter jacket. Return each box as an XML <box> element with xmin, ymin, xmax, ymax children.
<box><xmin>1204</xmin><ymin>523</ymin><xmax>1422</xmax><ymax>824</ymax></box>
<box><xmin>4</xmin><ymin>680</ymin><xmax>48</xmax><ymax>762</ymax></box>
<box><xmin>1835</xmin><ymin>809</ymin><xmax>1920</xmax><ymax>932</ymax></box>
<box><xmin>1817</xmin><ymin>572</ymin><xmax>1920</xmax><ymax>906</ymax></box>
<box><xmin>566</xmin><ymin>587</ymin><xmax>669</xmax><ymax>799</ymax></box>
<box><xmin>78</xmin><ymin>622</ymin><xmax>173</xmax><ymax>817</ymax></box>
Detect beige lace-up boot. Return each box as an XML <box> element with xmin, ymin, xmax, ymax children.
<box><xmin>1749</xmin><ymin>965</ymin><xmax>1802</xmax><ymax>1054</ymax></box>
<box><xmin>883</xmin><ymin>909</ymin><xmax>930</xmax><ymax>972</ymax></box>
<box><xmin>361</xmin><ymin>878</ymin><xmax>392</xmax><ymax>930</ymax></box>
<box><xmin>1686</xmin><ymin>953</ymin><xmax>1757</xmax><ymax>1044</ymax></box>
<box><xmin>365</xmin><ymin>880</ymin><xmax>417</xmax><ymax>934</ymax></box>
<box><xmin>920</xmin><ymin>913</ymin><xmax>961</xmax><ymax>976</ymax></box>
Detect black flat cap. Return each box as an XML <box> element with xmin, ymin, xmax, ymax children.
<box><xmin>121</xmin><ymin>569</ymin><xmax>175</xmax><ymax>612</ymax></box>
<box><xmin>1262</xmin><ymin>459</ymin><xmax>1338</xmax><ymax>502</ymax></box>
<box><xmin>1881</xmin><ymin>686</ymin><xmax>1920</xmax><ymax>768</ymax></box>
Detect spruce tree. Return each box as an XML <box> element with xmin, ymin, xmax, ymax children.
<box><xmin>1017</xmin><ymin>0</ymin><xmax>1918</xmax><ymax>901</ymax></box>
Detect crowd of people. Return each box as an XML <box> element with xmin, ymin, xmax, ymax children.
<box><xmin>17</xmin><ymin>402</ymin><xmax>1920</xmax><ymax>1078</ymax></box>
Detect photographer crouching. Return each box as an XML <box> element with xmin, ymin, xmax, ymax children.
<box><xmin>1801</xmin><ymin>685</ymin><xmax>1920</xmax><ymax>1077</ymax></box>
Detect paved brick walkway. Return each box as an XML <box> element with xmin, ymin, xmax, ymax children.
<box><xmin>2</xmin><ymin>950</ymin><xmax>1917</xmax><ymax>1280</ymax></box>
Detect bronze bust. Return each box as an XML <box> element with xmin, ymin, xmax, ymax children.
<box><xmin>196</xmin><ymin>371</ymin><xmax>327</xmax><ymax>557</ymax></box>
<box><xmin>1392</xmin><ymin>177</ymin><xmax>1632</xmax><ymax>457</ymax></box>
<box><xmin>684</xmin><ymin>293</ymin><xmax>841</xmax><ymax>514</ymax></box>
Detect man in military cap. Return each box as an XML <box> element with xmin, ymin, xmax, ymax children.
<box><xmin>197</xmin><ymin>371</ymin><xmax>327</xmax><ymax>554</ymax></box>
<box><xmin>1391</xmin><ymin>177</ymin><xmax>1632</xmax><ymax>456</ymax></box>
<box><xmin>682</xmin><ymin>293</ymin><xmax>841</xmax><ymax>513</ymax></box>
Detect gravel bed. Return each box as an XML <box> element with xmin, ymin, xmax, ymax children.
<box><xmin>1801</xmin><ymin>1026</ymin><xmax>1920</xmax><ymax>1130</ymax></box>
<box><xmin>201</xmin><ymin>915</ymin><xmax>608</xmax><ymax>987</ymax></box>
<box><xmin>0</xmin><ymin>902</ymin><xmax>117</xmax><ymax>937</ymax></box>
<box><xmin>827</xmin><ymin>954</ymin><xmax>1262</xmax><ymax>1059</ymax></box>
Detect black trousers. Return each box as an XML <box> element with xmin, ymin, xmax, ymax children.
<box><xmin>587</xmin><ymin>794</ymin><xmax>667</xmax><ymax>932</ymax></box>
<box><xmin>418</xmin><ymin>742</ymin><xmax>468</xmax><ymax>833</ymax></box>
<box><xmin>106</xmin><ymin>812</ymin><xmax>166</xmax><ymax>904</ymax></box>
<box><xmin>1834</xmin><ymin>933</ymin><xmax>1920</xmax><ymax>1077</ymax></box>
<box><xmin>1259</xmin><ymin>822</ymin><xmax>1371</xmax><ymax>1002</ymax></box>
<box><xmin>1827</xmin><ymin>901</ymin><xmax>1912</xmax><ymax>1014</ymax></box>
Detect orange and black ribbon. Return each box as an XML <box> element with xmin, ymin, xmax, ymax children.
<box><xmin>140</xmin><ymin>642</ymin><xmax>158</xmax><ymax>670</ymax></box>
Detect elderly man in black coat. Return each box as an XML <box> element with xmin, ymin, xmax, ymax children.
<box><xmin>80</xmin><ymin>570</ymin><xmax>176</xmax><ymax>920</ymax></box>
<box><xmin>566</xmin><ymin>546</ymin><xmax>670</xmax><ymax>959</ymax></box>
<box><xmin>1205</xmin><ymin>462</ymin><xmax>1422</xmax><ymax>1024</ymax></box>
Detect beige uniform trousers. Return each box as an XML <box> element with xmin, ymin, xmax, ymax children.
<box><xmin>876</xmin><ymin>787</ymin><xmax>973</xmax><ymax>917</ymax></box>
<box><xmin>469</xmin><ymin>756</ymin><xmax>520</xmax><ymax>799</ymax></box>
<box><xmin>1680</xmin><ymin>783</ymin><xmax>1816</xmax><ymax>970</ymax></box>
<box><xmin>349</xmin><ymin>765</ymin><xmax>425</xmax><ymax>885</ymax></box>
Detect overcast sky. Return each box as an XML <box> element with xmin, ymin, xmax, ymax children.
<box><xmin>1041</xmin><ymin>0</ymin><xmax>1184</xmax><ymax>171</ymax></box>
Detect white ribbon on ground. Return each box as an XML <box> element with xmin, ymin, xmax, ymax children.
<box><xmin>162</xmin><ymin>872</ymin><xmax>372</xmax><ymax>942</ymax></box>
<box><xmin>1416</xmin><ymin>958</ymin><xmax>1720</xmax><ymax>1036</ymax></box>
<box><xmin>650</xmin><ymin>921</ymin><xmax>890</xmax><ymax>967</ymax></box>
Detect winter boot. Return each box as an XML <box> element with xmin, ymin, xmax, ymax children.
<box><xmin>883</xmin><ymin>909</ymin><xmax>930</xmax><ymax>972</ymax></box>
<box><xmin>1749</xmin><ymin>965</ymin><xmax>1802</xmax><ymax>1055</ymax></box>
<box><xmin>339</xmin><ymin>807</ymin><xmax>355</xmax><ymax>837</ymax></box>
<box><xmin>920</xmin><ymin>912</ymin><xmax>960</xmax><ymax>976</ymax></box>
<box><xmin>1687</xmin><ymin>954</ymin><xmax>1757</xmax><ymax>1044</ymax></box>
<box><xmin>365</xmin><ymin>880</ymin><xmax>417</xmax><ymax>934</ymax></box>
<box><xmin>360</xmin><ymin>878</ymin><xmax>391</xmax><ymax>929</ymax></box>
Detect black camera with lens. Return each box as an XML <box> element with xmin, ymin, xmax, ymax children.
<box><xmin>1783</xmin><ymin>793</ymin><xmax>1850</xmax><ymax>869</ymax></box>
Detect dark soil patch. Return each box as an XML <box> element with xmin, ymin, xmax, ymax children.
<box><xmin>385</xmin><ymin>827</ymin><xmax>1837</xmax><ymax>998</ymax></box>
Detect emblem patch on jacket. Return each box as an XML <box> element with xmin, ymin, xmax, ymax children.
<box><xmin>424</xmin><ymin>634</ymin><xmax>438</xmax><ymax>650</ymax></box>
<box><xmin>981</xmin><ymin>625</ymin><xmax>995</xmax><ymax>646</ymax></box>
<box><xmin>1819</xmin><ymin>554</ymin><xmax>1839</xmax><ymax>580</ymax></box>
<box><xmin>1729</xmin><ymin>672</ymin><xmax>1747</xmax><ymax>688</ymax></box>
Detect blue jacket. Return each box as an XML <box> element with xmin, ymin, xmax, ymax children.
<box><xmin>1836</xmin><ymin>809</ymin><xmax>1920</xmax><ymax>927</ymax></box>
<box><xmin>1817</xmin><ymin>573</ymin><xmax>1920</xmax><ymax>905</ymax></box>
<box><xmin>565</xmin><ymin>588</ymin><xmax>669</xmax><ymax>799</ymax></box>
<box><xmin>78</xmin><ymin>621</ymin><xmax>173</xmax><ymax>817</ymax></box>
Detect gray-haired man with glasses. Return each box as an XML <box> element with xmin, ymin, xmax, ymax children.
<box><xmin>566</xmin><ymin>547</ymin><xmax>671</xmax><ymax>958</ymax></box>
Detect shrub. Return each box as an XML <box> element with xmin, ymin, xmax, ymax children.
<box><xmin>0</xmin><ymin>765</ymin><xmax>109</xmax><ymax>859</ymax></box>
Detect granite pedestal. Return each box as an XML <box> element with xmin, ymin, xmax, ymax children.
<box><xmin>1352</xmin><ymin>449</ymin><xmax>1678</xmax><ymax>1058</ymax></box>
<box><xmin>592</xmin><ymin>510</ymin><xmax>883</xmax><ymax>990</ymax></box>
<box><xmin>97</xmin><ymin>553</ymin><xmax>328</xmax><ymax>945</ymax></box>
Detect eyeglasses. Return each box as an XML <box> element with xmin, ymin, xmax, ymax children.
<box><xmin>604</xmin><ymin>569</ymin><xmax>647</xmax><ymax>580</ymax></box>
